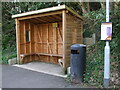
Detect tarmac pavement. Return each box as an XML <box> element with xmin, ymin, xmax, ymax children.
<box><xmin>2</xmin><ymin>65</ymin><xmax>83</xmax><ymax>88</ymax></box>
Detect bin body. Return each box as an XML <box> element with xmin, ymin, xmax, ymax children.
<box><xmin>70</xmin><ymin>44</ymin><xmax>86</xmax><ymax>82</ymax></box>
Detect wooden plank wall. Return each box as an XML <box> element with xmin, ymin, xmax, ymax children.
<box><xmin>19</xmin><ymin>20</ymin><xmax>63</xmax><ymax>64</ymax></box>
<box><xmin>34</xmin><ymin>22</ymin><xmax>63</xmax><ymax>64</ymax></box>
<box><xmin>64</xmin><ymin>12</ymin><xmax>83</xmax><ymax>69</ymax></box>
<box><xmin>18</xmin><ymin>13</ymin><xmax>83</xmax><ymax>66</ymax></box>
<box><xmin>19</xmin><ymin>20</ymin><xmax>35</xmax><ymax>63</ymax></box>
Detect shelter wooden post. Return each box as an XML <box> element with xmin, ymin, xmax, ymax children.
<box><xmin>16</xmin><ymin>19</ymin><xmax>20</xmax><ymax>64</ymax></box>
<box><xmin>62</xmin><ymin>10</ymin><xmax>66</xmax><ymax>70</ymax></box>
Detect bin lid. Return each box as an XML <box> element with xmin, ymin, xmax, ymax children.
<box><xmin>71</xmin><ymin>44</ymin><xmax>86</xmax><ymax>49</ymax></box>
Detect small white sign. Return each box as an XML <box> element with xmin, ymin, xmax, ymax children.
<box><xmin>101</xmin><ymin>22</ymin><xmax>112</xmax><ymax>41</ymax></box>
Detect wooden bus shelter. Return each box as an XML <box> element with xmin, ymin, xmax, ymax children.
<box><xmin>12</xmin><ymin>5</ymin><xmax>83</xmax><ymax>70</ymax></box>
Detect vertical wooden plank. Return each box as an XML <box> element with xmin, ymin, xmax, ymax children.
<box><xmin>34</xmin><ymin>25</ymin><xmax>37</xmax><ymax>53</ymax></box>
<box><xmin>62</xmin><ymin>10</ymin><xmax>66</xmax><ymax>69</ymax></box>
<box><xmin>47</xmin><ymin>24</ymin><xmax>49</xmax><ymax>54</ymax></box>
<box><xmin>56</xmin><ymin>26</ymin><xmax>58</xmax><ymax>64</ymax></box>
<box><xmin>37</xmin><ymin>25</ymin><xmax>42</xmax><ymax>60</ymax></box>
<box><xmin>29</xmin><ymin>22</ymin><xmax>32</xmax><ymax>62</ymax></box>
<box><xmin>72</xmin><ymin>29</ymin><xmax>77</xmax><ymax>44</ymax></box>
<box><xmin>40</xmin><ymin>25</ymin><xmax>42</xmax><ymax>54</ymax></box>
<box><xmin>57</xmin><ymin>22</ymin><xmax>63</xmax><ymax>56</ymax></box>
<box><xmin>58</xmin><ymin>27</ymin><xmax>63</xmax><ymax>42</ymax></box>
<box><xmin>31</xmin><ymin>23</ymin><xmax>35</xmax><ymax>61</ymax></box>
<box><xmin>33</xmin><ymin>24</ymin><xmax>36</xmax><ymax>61</ymax></box>
<box><xmin>81</xmin><ymin>23</ymin><xmax>83</xmax><ymax>43</ymax></box>
<box><xmin>20</xmin><ymin>21</ymin><xmax>25</xmax><ymax>54</ymax></box>
<box><xmin>56</xmin><ymin>27</ymin><xmax>58</xmax><ymax>54</ymax></box>
<box><xmin>41</xmin><ymin>24</ymin><xmax>43</xmax><ymax>54</ymax></box>
<box><xmin>41</xmin><ymin>24</ymin><xmax>43</xmax><ymax>62</ymax></box>
<box><xmin>37</xmin><ymin>25</ymin><xmax>42</xmax><ymax>42</ymax></box>
<box><xmin>53</xmin><ymin>24</ymin><xmax>56</xmax><ymax>63</ymax></box>
<box><xmin>56</xmin><ymin>27</ymin><xmax>58</xmax><ymax>55</ymax></box>
<box><xmin>34</xmin><ymin>25</ymin><xmax>37</xmax><ymax>61</ymax></box>
<box><xmin>29</xmin><ymin>23</ymin><xmax>31</xmax><ymax>53</ymax></box>
<box><xmin>37</xmin><ymin>25</ymin><xmax>41</xmax><ymax>61</ymax></box>
<box><xmin>16</xmin><ymin>18</ymin><xmax>21</xmax><ymax>64</ymax></box>
<box><xmin>54</xmin><ymin>26</ymin><xmax>58</xmax><ymax>64</ymax></box>
<box><xmin>23</xmin><ymin>21</ymin><xmax>26</xmax><ymax>54</ymax></box>
<box><xmin>47</xmin><ymin>24</ymin><xmax>50</xmax><ymax>62</ymax></box>
<box><xmin>53</xmin><ymin>26</ymin><xmax>57</xmax><ymax>54</ymax></box>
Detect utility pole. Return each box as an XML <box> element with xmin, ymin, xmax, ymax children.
<box><xmin>57</xmin><ymin>0</ymin><xmax>61</xmax><ymax>6</ymax></box>
<box><xmin>104</xmin><ymin>0</ymin><xmax>110</xmax><ymax>88</ymax></box>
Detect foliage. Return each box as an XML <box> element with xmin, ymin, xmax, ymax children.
<box><xmin>2</xmin><ymin>2</ymin><xmax>58</xmax><ymax>64</ymax></box>
<box><xmin>2</xmin><ymin>2</ymin><xmax>120</xmax><ymax>88</ymax></box>
<box><xmin>84</xmin><ymin>41</ymin><xmax>104</xmax><ymax>87</ymax></box>
<box><xmin>83</xmin><ymin>7</ymin><xmax>120</xmax><ymax>88</ymax></box>
<box><xmin>83</xmin><ymin>9</ymin><xmax>106</xmax><ymax>38</ymax></box>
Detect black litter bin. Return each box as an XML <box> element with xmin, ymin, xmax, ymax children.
<box><xmin>70</xmin><ymin>44</ymin><xmax>86</xmax><ymax>83</ymax></box>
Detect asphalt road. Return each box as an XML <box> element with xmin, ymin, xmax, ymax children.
<box><xmin>2</xmin><ymin>65</ymin><xmax>82</xmax><ymax>88</ymax></box>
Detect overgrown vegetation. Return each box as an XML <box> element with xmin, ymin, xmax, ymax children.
<box><xmin>1</xmin><ymin>2</ymin><xmax>120</xmax><ymax>88</ymax></box>
<box><xmin>2</xmin><ymin>2</ymin><xmax>59</xmax><ymax>64</ymax></box>
<box><xmin>83</xmin><ymin>7</ymin><xmax>120</xmax><ymax>88</ymax></box>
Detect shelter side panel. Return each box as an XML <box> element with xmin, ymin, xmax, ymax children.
<box><xmin>64</xmin><ymin>13</ymin><xmax>83</xmax><ymax>68</ymax></box>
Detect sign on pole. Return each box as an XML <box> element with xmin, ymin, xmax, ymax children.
<box><xmin>101</xmin><ymin>22</ymin><xmax>112</xmax><ymax>41</ymax></box>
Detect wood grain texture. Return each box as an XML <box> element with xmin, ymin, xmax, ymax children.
<box><xmin>64</xmin><ymin>12</ymin><xmax>83</xmax><ymax>70</ymax></box>
<box><xmin>16</xmin><ymin>9</ymin><xmax>83</xmax><ymax>69</ymax></box>
<box><xmin>62</xmin><ymin>10</ymin><xmax>66</xmax><ymax>69</ymax></box>
<box><xmin>16</xmin><ymin>19</ymin><xmax>21</xmax><ymax>64</ymax></box>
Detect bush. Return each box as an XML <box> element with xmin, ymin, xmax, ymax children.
<box><xmin>83</xmin><ymin>8</ymin><xmax>120</xmax><ymax>88</ymax></box>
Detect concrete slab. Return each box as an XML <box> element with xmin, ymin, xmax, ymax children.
<box><xmin>13</xmin><ymin>62</ymin><xmax>67</xmax><ymax>78</ymax></box>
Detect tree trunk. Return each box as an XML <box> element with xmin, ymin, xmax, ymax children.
<box><xmin>86</xmin><ymin>1</ymin><xmax>90</xmax><ymax>12</ymax></box>
<box><xmin>78</xmin><ymin>2</ymin><xmax>87</xmax><ymax>14</ymax></box>
<box><xmin>100</xmin><ymin>2</ymin><xmax>106</xmax><ymax>10</ymax></box>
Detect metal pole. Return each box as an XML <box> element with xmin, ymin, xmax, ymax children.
<box><xmin>57</xmin><ymin>0</ymin><xmax>61</xmax><ymax>6</ymax></box>
<box><xmin>104</xmin><ymin>0</ymin><xmax>110</xmax><ymax>88</ymax></box>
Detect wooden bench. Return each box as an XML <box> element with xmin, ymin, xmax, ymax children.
<box><xmin>20</xmin><ymin>53</ymin><xmax>63</xmax><ymax>63</ymax></box>
<box><xmin>37</xmin><ymin>53</ymin><xmax>63</xmax><ymax>57</ymax></box>
<box><xmin>20</xmin><ymin>53</ymin><xmax>40</xmax><ymax>63</ymax></box>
